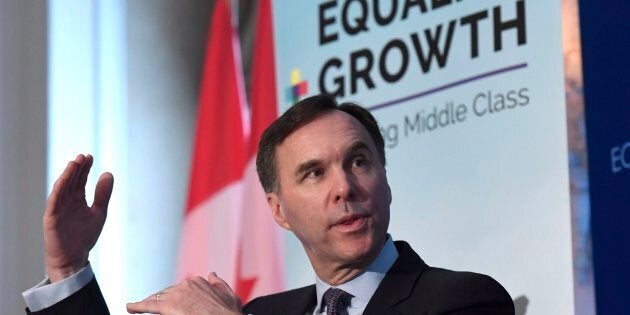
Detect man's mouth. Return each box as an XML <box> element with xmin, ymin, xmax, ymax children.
<box><xmin>332</xmin><ymin>214</ymin><xmax>368</xmax><ymax>231</ymax></box>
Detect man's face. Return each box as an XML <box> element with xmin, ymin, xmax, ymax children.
<box><xmin>267</xmin><ymin>110</ymin><xmax>391</xmax><ymax>273</ymax></box>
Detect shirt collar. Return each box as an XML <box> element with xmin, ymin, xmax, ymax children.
<box><xmin>315</xmin><ymin>235</ymin><xmax>399</xmax><ymax>313</ymax></box>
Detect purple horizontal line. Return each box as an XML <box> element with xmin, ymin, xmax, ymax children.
<box><xmin>367</xmin><ymin>62</ymin><xmax>528</xmax><ymax>111</ymax></box>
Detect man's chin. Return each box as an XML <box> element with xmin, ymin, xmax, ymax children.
<box><xmin>337</xmin><ymin>237</ymin><xmax>381</xmax><ymax>264</ymax></box>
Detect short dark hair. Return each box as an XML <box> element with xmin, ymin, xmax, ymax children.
<box><xmin>256</xmin><ymin>94</ymin><xmax>386</xmax><ymax>193</ymax></box>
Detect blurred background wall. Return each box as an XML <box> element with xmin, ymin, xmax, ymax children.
<box><xmin>0</xmin><ymin>1</ymin><xmax>47</xmax><ymax>314</ymax></box>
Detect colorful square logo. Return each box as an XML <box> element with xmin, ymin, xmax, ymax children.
<box><xmin>285</xmin><ymin>69</ymin><xmax>308</xmax><ymax>104</ymax></box>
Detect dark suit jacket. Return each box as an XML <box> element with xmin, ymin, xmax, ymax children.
<box><xmin>244</xmin><ymin>241</ymin><xmax>514</xmax><ymax>315</ymax></box>
<box><xmin>26</xmin><ymin>241</ymin><xmax>513</xmax><ymax>315</ymax></box>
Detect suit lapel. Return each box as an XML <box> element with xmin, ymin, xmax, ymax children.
<box><xmin>363</xmin><ymin>241</ymin><xmax>429</xmax><ymax>315</ymax></box>
<box><xmin>278</xmin><ymin>285</ymin><xmax>317</xmax><ymax>315</ymax></box>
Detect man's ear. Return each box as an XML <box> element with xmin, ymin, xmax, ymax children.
<box><xmin>383</xmin><ymin>168</ymin><xmax>392</xmax><ymax>205</ymax></box>
<box><xmin>386</xmin><ymin>183</ymin><xmax>392</xmax><ymax>205</ymax></box>
<box><xmin>267</xmin><ymin>192</ymin><xmax>292</xmax><ymax>231</ymax></box>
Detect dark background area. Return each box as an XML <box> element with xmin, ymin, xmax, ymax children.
<box><xmin>580</xmin><ymin>0</ymin><xmax>630</xmax><ymax>313</ymax></box>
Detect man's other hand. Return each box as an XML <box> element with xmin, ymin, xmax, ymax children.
<box><xmin>126</xmin><ymin>272</ymin><xmax>243</xmax><ymax>315</ymax></box>
<box><xmin>44</xmin><ymin>154</ymin><xmax>114</xmax><ymax>282</ymax></box>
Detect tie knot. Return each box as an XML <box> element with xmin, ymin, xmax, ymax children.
<box><xmin>322</xmin><ymin>288</ymin><xmax>353</xmax><ymax>315</ymax></box>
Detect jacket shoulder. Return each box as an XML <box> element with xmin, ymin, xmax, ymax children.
<box><xmin>413</xmin><ymin>267</ymin><xmax>514</xmax><ymax>314</ymax></box>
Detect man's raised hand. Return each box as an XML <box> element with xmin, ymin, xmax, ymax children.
<box><xmin>43</xmin><ymin>154</ymin><xmax>114</xmax><ymax>282</ymax></box>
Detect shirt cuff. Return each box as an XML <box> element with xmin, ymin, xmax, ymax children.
<box><xmin>22</xmin><ymin>263</ymin><xmax>95</xmax><ymax>312</ymax></box>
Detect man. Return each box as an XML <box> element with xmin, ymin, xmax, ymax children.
<box><xmin>24</xmin><ymin>94</ymin><xmax>514</xmax><ymax>314</ymax></box>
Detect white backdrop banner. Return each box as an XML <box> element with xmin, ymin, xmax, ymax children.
<box><xmin>272</xmin><ymin>1</ymin><xmax>574</xmax><ymax>314</ymax></box>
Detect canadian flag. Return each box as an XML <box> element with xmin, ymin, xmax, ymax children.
<box><xmin>176</xmin><ymin>0</ymin><xmax>284</xmax><ymax>303</ymax></box>
<box><xmin>235</xmin><ymin>0</ymin><xmax>285</xmax><ymax>303</ymax></box>
<box><xmin>175</xmin><ymin>0</ymin><xmax>249</xmax><ymax>287</ymax></box>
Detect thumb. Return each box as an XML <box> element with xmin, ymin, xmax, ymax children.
<box><xmin>207</xmin><ymin>272</ymin><xmax>233</xmax><ymax>293</ymax></box>
<box><xmin>92</xmin><ymin>172</ymin><xmax>114</xmax><ymax>211</ymax></box>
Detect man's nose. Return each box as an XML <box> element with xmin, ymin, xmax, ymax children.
<box><xmin>334</xmin><ymin>169</ymin><xmax>356</xmax><ymax>202</ymax></box>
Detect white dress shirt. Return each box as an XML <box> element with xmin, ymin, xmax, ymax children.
<box><xmin>22</xmin><ymin>263</ymin><xmax>94</xmax><ymax>312</ymax></box>
<box><xmin>314</xmin><ymin>235</ymin><xmax>398</xmax><ymax>315</ymax></box>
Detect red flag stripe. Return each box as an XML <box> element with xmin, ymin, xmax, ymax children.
<box><xmin>176</xmin><ymin>0</ymin><xmax>247</xmax><ymax>285</ymax></box>
<box><xmin>246</xmin><ymin>0</ymin><xmax>278</xmax><ymax>158</ymax></box>
<box><xmin>236</xmin><ymin>0</ymin><xmax>285</xmax><ymax>302</ymax></box>
<box><xmin>185</xmin><ymin>0</ymin><xmax>246</xmax><ymax>214</ymax></box>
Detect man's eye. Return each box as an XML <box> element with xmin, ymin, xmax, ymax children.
<box><xmin>352</xmin><ymin>157</ymin><xmax>369</xmax><ymax>168</ymax></box>
<box><xmin>307</xmin><ymin>169</ymin><xmax>324</xmax><ymax>178</ymax></box>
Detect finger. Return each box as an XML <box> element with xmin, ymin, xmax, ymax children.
<box><xmin>148</xmin><ymin>288</ymin><xmax>172</xmax><ymax>302</ymax></box>
<box><xmin>207</xmin><ymin>273</ymin><xmax>243</xmax><ymax>309</ymax></box>
<box><xmin>207</xmin><ymin>272</ymin><xmax>234</xmax><ymax>294</ymax></box>
<box><xmin>146</xmin><ymin>292</ymin><xmax>164</xmax><ymax>302</ymax></box>
<box><xmin>76</xmin><ymin>154</ymin><xmax>94</xmax><ymax>194</ymax></box>
<box><xmin>126</xmin><ymin>299</ymin><xmax>160</xmax><ymax>314</ymax></box>
<box><xmin>67</xmin><ymin>154</ymin><xmax>85</xmax><ymax>191</ymax></box>
<box><xmin>158</xmin><ymin>285</ymin><xmax>174</xmax><ymax>293</ymax></box>
<box><xmin>47</xmin><ymin>161</ymin><xmax>77</xmax><ymax>215</ymax></box>
<box><xmin>47</xmin><ymin>173</ymin><xmax>67</xmax><ymax>211</ymax></box>
<box><xmin>92</xmin><ymin>172</ymin><xmax>114</xmax><ymax>212</ymax></box>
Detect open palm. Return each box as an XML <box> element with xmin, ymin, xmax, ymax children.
<box><xmin>43</xmin><ymin>154</ymin><xmax>114</xmax><ymax>282</ymax></box>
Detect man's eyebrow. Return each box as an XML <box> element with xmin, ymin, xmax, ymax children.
<box><xmin>294</xmin><ymin>159</ymin><xmax>323</xmax><ymax>178</ymax></box>
<box><xmin>346</xmin><ymin>141</ymin><xmax>372</xmax><ymax>155</ymax></box>
<box><xmin>293</xmin><ymin>141</ymin><xmax>371</xmax><ymax>178</ymax></box>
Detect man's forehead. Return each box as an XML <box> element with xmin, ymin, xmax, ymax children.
<box><xmin>279</xmin><ymin>110</ymin><xmax>372</xmax><ymax>151</ymax></box>
<box><xmin>276</xmin><ymin>110</ymin><xmax>375</xmax><ymax>164</ymax></box>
